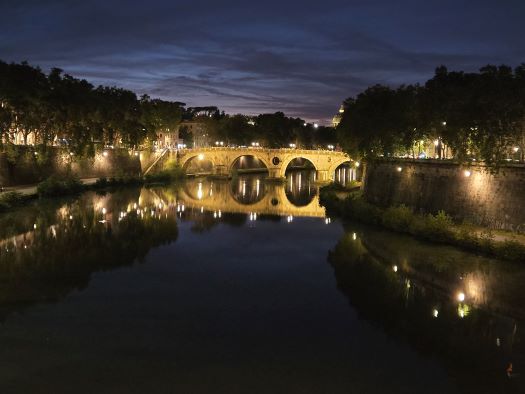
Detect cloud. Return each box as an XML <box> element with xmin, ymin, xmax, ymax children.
<box><xmin>1</xmin><ymin>0</ymin><xmax>525</xmax><ymax>123</ymax></box>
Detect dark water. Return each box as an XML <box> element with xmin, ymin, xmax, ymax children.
<box><xmin>0</xmin><ymin>172</ymin><xmax>523</xmax><ymax>393</ymax></box>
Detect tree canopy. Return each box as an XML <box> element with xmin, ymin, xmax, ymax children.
<box><xmin>337</xmin><ymin>64</ymin><xmax>525</xmax><ymax>164</ymax></box>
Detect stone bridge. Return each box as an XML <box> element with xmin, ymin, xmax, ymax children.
<box><xmin>176</xmin><ymin>147</ymin><xmax>353</xmax><ymax>182</ymax></box>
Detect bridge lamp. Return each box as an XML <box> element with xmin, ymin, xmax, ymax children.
<box><xmin>432</xmin><ymin>309</ymin><xmax>439</xmax><ymax>318</ymax></box>
<box><xmin>396</xmin><ymin>166</ymin><xmax>403</xmax><ymax>172</ymax></box>
<box><xmin>313</xmin><ymin>123</ymin><xmax>319</xmax><ymax>128</ymax></box>
<box><xmin>434</xmin><ymin>139</ymin><xmax>439</xmax><ymax>146</ymax></box>
<box><xmin>463</xmin><ymin>170</ymin><xmax>471</xmax><ymax>177</ymax></box>
<box><xmin>103</xmin><ymin>151</ymin><xmax>108</xmax><ymax>157</ymax></box>
<box><xmin>198</xmin><ymin>153</ymin><xmax>204</xmax><ymax>161</ymax></box>
<box><xmin>355</xmin><ymin>162</ymin><xmax>360</xmax><ymax>168</ymax></box>
<box><xmin>392</xmin><ymin>265</ymin><xmax>398</xmax><ymax>272</ymax></box>
<box><xmin>457</xmin><ymin>292</ymin><xmax>465</xmax><ymax>302</ymax></box>
<box><xmin>513</xmin><ymin>146</ymin><xmax>519</xmax><ymax>153</ymax></box>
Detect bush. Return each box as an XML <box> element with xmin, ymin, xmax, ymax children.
<box><xmin>383</xmin><ymin>205</ymin><xmax>413</xmax><ymax>231</ymax></box>
<box><xmin>37</xmin><ymin>175</ymin><xmax>83</xmax><ymax>197</ymax></box>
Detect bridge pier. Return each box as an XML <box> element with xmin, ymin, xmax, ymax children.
<box><xmin>267</xmin><ymin>168</ymin><xmax>285</xmax><ymax>182</ymax></box>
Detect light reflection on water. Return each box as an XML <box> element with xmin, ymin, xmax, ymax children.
<box><xmin>330</xmin><ymin>226</ymin><xmax>525</xmax><ymax>393</ymax></box>
<box><xmin>0</xmin><ymin>173</ymin><xmax>524</xmax><ymax>393</ymax></box>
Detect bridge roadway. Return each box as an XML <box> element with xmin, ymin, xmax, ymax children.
<box><xmin>176</xmin><ymin>147</ymin><xmax>353</xmax><ymax>182</ymax></box>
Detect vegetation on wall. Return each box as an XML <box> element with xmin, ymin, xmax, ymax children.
<box><xmin>320</xmin><ymin>187</ymin><xmax>525</xmax><ymax>262</ymax></box>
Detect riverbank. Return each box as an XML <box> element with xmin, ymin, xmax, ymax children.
<box><xmin>0</xmin><ymin>170</ymin><xmax>184</xmax><ymax>213</ymax></box>
<box><xmin>320</xmin><ymin>185</ymin><xmax>525</xmax><ymax>263</ymax></box>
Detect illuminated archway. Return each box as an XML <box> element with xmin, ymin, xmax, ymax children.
<box><xmin>182</xmin><ymin>154</ymin><xmax>214</xmax><ymax>175</ymax></box>
<box><xmin>333</xmin><ymin>161</ymin><xmax>357</xmax><ymax>186</ymax></box>
<box><xmin>229</xmin><ymin>154</ymin><xmax>270</xmax><ymax>175</ymax></box>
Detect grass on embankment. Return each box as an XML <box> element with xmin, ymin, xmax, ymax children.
<box><xmin>320</xmin><ymin>185</ymin><xmax>525</xmax><ymax>263</ymax></box>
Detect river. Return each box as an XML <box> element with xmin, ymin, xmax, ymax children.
<box><xmin>0</xmin><ymin>171</ymin><xmax>523</xmax><ymax>393</ymax></box>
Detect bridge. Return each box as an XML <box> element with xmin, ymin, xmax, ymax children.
<box><xmin>176</xmin><ymin>147</ymin><xmax>353</xmax><ymax>182</ymax></box>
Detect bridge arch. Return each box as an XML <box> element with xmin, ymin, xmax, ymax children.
<box><xmin>180</xmin><ymin>153</ymin><xmax>215</xmax><ymax>174</ymax></box>
<box><xmin>329</xmin><ymin>158</ymin><xmax>357</xmax><ymax>183</ymax></box>
<box><xmin>279</xmin><ymin>155</ymin><xmax>318</xmax><ymax>178</ymax></box>
<box><xmin>229</xmin><ymin>154</ymin><xmax>271</xmax><ymax>174</ymax></box>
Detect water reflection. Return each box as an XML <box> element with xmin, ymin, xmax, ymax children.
<box><xmin>329</xmin><ymin>224</ymin><xmax>525</xmax><ymax>393</ymax></box>
<box><xmin>285</xmin><ymin>170</ymin><xmax>317</xmax><ymax>207</ymax></box>
<box><xmin>0</xmin><ymin>189</ymin><xmax>179</xmax><ymax>320</ymax></box>
<box><xmin>177</xmin><ymin>171</ymin><xmax>324</xmax><ymax>217</ymax></box>
<box><xmin>230</xmin><ymin>175</ymin><xmax>266</xmax><ymax>204</ymax></box>
<box><xmin>0</xmin><ymin>173</ymin><xmax>329</xmax><ymax>317</ymax></box>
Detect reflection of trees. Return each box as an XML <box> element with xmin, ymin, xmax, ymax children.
<box><xmin>329</xmin><ymin>231</ymin><xmax>525</xmax><ymax>394</ymax></box>
<box><xmin>0</xmin><ymin>190</ymin><xmax>178</xmax><ymax>321</ymax></box>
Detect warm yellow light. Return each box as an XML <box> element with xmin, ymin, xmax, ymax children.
<box><xmin>432</xmin><ymin>309</ymin><xmax>439</xmax><ymax>318</ymax></box>
<box><xmin>393</xmin><ymin>265</ymin><xmax>398</xmax><ymax>272</ymax></box>
<box><xmin>457</xmin><ymin>292</ymin><xmax>465</xmax><ymax>302</ymax></box>
<box><xmin>434</xmin><ymin>139</ymin><xmax>439</xmax><ymax>146</ymax></box>
<box><xmin>103</xmin><ymin>151</ymin><xmax>108</xmax><ymax>157</ymax></box>
<box><xmin>198</xmin><ymin>153</ymin><xmax>204</xmax><ymax>161</ymax></box>
<box><xmin>464</xmin><ymin>170</ymin><xmax>471</xmax><ymax>177</ymax></box>
<box><xmin>396</xmin><ymin>166</ymin><xmax>402</xmax><ymax>172</ymax></box>
<box><xmin>513</xmin><ymin>146</ymin><xmax>519</xmax><ymax>153</ymax></box>
<box><xmin>355</xmin><ymin>162</ymin><xmax>360</xmax><ymax>167</ymax></box>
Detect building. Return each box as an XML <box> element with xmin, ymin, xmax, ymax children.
<box><xmin>332</xmin><ymin>104</ymin><xmax>345</xmax><ymax>128</ymax></box>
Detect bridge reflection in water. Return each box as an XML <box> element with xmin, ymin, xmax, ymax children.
<box><xmin>0</xmin><ymin>171</ymin><xmax>329</xmax><ymax>320</ymax></box>
<box><xmin>174</xmin><ymin>170</ymin><xmax>325</xmax><ymax>218</ymax></box>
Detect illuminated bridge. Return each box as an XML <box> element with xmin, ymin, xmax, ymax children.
<box><xmin>176</xmin><ymin>147</ymin><xmax>354</xmax><ymax>182</ymax></box>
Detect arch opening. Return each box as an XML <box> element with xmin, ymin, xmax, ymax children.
<box><xmin>285</xmin><ymin>169</ymin><xmax>318</xmax><ymax>207</ymax></box>
<box><xmin>230</xmin><ymin>155</ymin><xmax>269</xmax><ymax>175</ymax></box>
<box><xmin>333</xmin><ymin>161</ymin><xmax>357</xmax><ymax>186</ymax></box>
<box><xmin>284</xmin><ymin>157</ymin><xmax>316</xmax><ymax>174</ymax></box>
<box><xmin>183</xmin><ymin>155</ymin><xmax>214</xmax><ymax>175</ymax></box>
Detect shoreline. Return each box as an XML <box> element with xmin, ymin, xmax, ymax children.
<box><xmin>319</xmin><ymin>184</ymin><xmax>525</xmax><ymax>263</ymax></box>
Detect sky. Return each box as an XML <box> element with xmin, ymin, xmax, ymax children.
<box><xmin>1</xmin><ymin>0</ymin><xmax>525</xmax><ymax>123</ymax></box>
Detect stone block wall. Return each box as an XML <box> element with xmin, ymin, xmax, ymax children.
<box><xmin>363</xmin><ymin>160</ymin><xmax>525</xmax><ymax>232</ymax></box>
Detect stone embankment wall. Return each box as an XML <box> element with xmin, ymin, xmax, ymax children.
<box><xmin>0</xmin><ymin>147</ymin><xmax>141</xmax><ymax>186</ymax></box>
<box><xmin>363</xmin><ymin>160</ymin><xmax>525</xmax><ymax>232</ymax></box>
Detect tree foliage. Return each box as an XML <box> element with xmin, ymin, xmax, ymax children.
<box><xmin>337</xmin><ymin>64</ymin><xmax>525</xmax><ymax>164</ymax></box>
<box><xmin>0</xmin><ymin>60</ymin><xmax>184</xmax><ymax>155</ymax></box>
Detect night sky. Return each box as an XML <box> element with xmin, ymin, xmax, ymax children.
<box><xmin>2</xmin><ymin>0</ymin><xmax>525</xmax><ymax>123</ymax></box>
